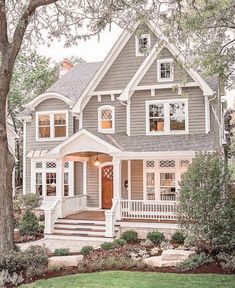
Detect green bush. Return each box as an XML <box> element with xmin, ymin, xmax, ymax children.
<box><xmin>147</xmin><ymin>231</ymin><xmax>165</xmax><ymax>244</ymax></box>
<box><xmin>113</xmin><ymin>238</ymin><xmax>127</xmax><ymax>247</ymax></box>
<box><xmin>54</xmin><ymin>248</ymin><xmax>70</xmax><ymax>256</ymax></box>
<box><xmin>24</xmin><ymin>245</ymin><xmax>48</xmax><ymax>276</ymax></box>
<box><xmin>121</xmin><ymin>230</ymin><xmax>138</xmax><ymax>243</ymax></box>
<box><xmin>80</xmin><ymin>246</ymin><xmax>94</xmax><ymax>256</ymax></box>
<box><xmin>171</xmin><ymin>231</ymin><xmax>185</xmax><ymax>244</ymax></box>
<box><xmin>217</xmin><ymin>252</ymin><xmax>235</xmax><ymax>272</ymax></box>
<box><xmin>101</xmin><ymin>242</ymin><xmax>114</xmax><ymax>250</ymax></box>
<box><xmin>19</xmin><ymin>209</ymin><xmax>39</xmax><ymax>236</ymax></box>
<box><xmin>178</xmin><ymin>252</ymin><xmax>213</xmax><ymax>271</ymax></box>
<box><xmin>178</xmin><ymin>152</ymin><xmax>235</xmax><ymax>253</ymax></box>
<box><xmin>0</xmin><ymin>250</ymin><xmax>27</xmax><ymax>274</ymax></box>
<box><xmin>18</xmin><ymin>193</ymin><xmax>41</xmax><ymax>210</ymax></box>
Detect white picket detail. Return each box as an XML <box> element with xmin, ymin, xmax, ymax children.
<box><xmin>121</xmin><ymin>200</ymin><xmax>178</xmax><ymax>220</ymax></box>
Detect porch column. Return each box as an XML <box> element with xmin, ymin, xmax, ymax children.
<box><xmin>56</xmin><ymin>156</ymin><xmax>64</xmax><ymax>217</ymax></box>
<box><xmin>82</xmin><ymin>160</ymin><xmax>87</xmax><ymax>208</ymax></box>
<box><xmin>113</xmin><ymin>158</ymin><xmax>122</xmax><ymax>220</ymax></box>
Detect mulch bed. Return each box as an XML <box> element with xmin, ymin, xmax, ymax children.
<box><xmin>14</xmin><ymin>232</ymin><xmax>44</xmax><ymax>243</ymax></box>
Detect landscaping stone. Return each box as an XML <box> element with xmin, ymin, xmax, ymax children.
<box><xmin>150</xmin><ymin>247</ymin><xmax>160</xmax><ymax>255</ymax></box>
<box><xmin>48</xmin><ymin>255</ymin><xmax>84</xmax><ymax>267</ymax></box>
<box><xmin>143</xmin><ymin>249</ymin><xmax>196</xmax><ymax>267</ymax></box>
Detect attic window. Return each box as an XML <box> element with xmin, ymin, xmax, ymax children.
<box><xmin>136</xmin><ymin>34</ymin><xmax>150</xmax><ymax>56</ymax></box>
<box><xmin>157</xmin><ymin>58</ymin><xmax>174</xmax><ymax>82</ymax></box>
<box><xmin>98</xmin><ymin>105</ymin><xmax>115</xmax><ymax>133</ymax></box>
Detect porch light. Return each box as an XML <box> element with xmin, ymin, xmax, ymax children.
<box><xmin>94</xmin><ymin>153</ymin><xmax>100</xmax><ymax>166</ymax></box>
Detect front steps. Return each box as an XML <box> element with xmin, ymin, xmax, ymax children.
<box><xmin>45</xmin><ymin>218</ymin><xmax>119</xmax><ymax>242</ymax></box>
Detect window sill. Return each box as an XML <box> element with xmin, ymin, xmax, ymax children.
<box><xmin>98</xmin><ymin>129</ymin><xmax>115</xmax><ymax>134</ymax></box>
<box><xmin>36</xmin><ymin>137</ymin><xmax>68</xmax><ymax>142</ymax></box>
<box><xmin>146</xmin><ymin>130</ymin><xmax>188</xmax><ymax>136</ymax></box>
<box><xmin>157</xmin><ymin>78</ymin><xmax>174</xmax><ymax>82</ymax></box>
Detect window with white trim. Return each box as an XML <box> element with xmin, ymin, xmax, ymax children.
<box><xmin>98</xmin><ymin>105</ymin><xmax>115</xmax><ymax>133</ymax></box>
<box><xmin>146</xmin><ymin>99</ymin><xmax>188</xmax><ymax>134</ymax></box>
<box><xmin>136</xmin><ymin>34</ymin><xmax>151</xmax><ymax>56</ymax></box>
<box><xmin>33</xmin><ymin>161</ymin><xmax>72</xmax><ymax>197</ymax></box>
<box><xmin>157</xmin><ymin>58</ymin><xmax>174</xmax><ymax>82</ymax></box>
<box><xmin>36</xmin><ymin>111</ymin><xmax>68</xmax><ymax>141</ymax></box>
<box><xmin>160</xmin><ymin>173</ymin><xmax>176</xmax><ymax>201</ymax></box>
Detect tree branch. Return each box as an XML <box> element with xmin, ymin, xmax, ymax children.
<box><xmin>0</xmin><ymin>0</ymin><xmax>9</xmax><ymax>53</ymax></box>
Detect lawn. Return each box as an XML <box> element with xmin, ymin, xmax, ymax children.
<box><xmin>20</xmin><ymin>271</ymin><xmax>235</xmax><ymax>288</ymax></box>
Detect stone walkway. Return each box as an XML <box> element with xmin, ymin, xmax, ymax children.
<box><xmin>18</xmin><ymin>238</ymin><xmax>103</xmax><ymax>253</ymax></box>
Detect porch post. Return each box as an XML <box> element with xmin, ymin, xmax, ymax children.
<box><xmin>56</xmin><ymin>156</ymin><xmax>64</xmax><ymax>218</ymax></box>
<box><xmin>82</xmin><ymin>160</ymin><xmax>87</xmax><ymax>208</ymax></box>
<box><xmin>113</xmin><ymin>158</ymin><xmax>122</xmax><ymax>220</ymax></box>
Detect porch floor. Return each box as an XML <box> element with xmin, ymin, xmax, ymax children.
<box><xmin>64</xmin><ymin>211</ymin><xmax>105</xmax><ymax>221</ymax></box>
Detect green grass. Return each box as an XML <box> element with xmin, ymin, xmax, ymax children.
<box><xmin>20</xmin><ymin>271</ymin><xmax>235</xmax><ymax>288</ymax></box>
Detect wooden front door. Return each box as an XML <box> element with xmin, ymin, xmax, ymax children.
<box><xmin>102</xmin><ymin>165</ymin><xmax>113</xmax><ymax>209</ymax></box>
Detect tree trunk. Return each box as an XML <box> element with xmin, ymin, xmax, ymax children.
<box><xmin>0</xmin><ymin>60</ymin><xmax>15</xmax><ymax>251</ymax></box>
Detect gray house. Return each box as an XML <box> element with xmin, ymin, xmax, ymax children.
<box><xmin>19</xmin><ymin>21</ymin><xmax>224</xmax><ymax>241</ymax></box>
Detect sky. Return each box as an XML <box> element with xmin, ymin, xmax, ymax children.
<box><xmin>37</xmin><ymin>25</ymin><xmax>235</xmax><ymax>108</ymax></box>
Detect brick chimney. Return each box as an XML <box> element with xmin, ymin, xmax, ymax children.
<box><xmin>59</xmin><ymin>58</ymin><xmax>73</xmax><ymax>78</ymax></box>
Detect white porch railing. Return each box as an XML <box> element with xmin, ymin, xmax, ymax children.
<box><xmin>121</xmin><ymin>200</ymin><xmax>178</xmax><ymax>221</ymax></box>
<box><xmin>62</xmin><ymin>195</ymin><xmax>86</xmax><ymax>217</ymax></box>
<box><xmin>105</xmin><ymin>199</ymin><xmax>120</xmax><ymax>238</ymax></box>
<box><xmin>44</xmin><ymin>199</ymin><xmax>61</xmax><ymax>234</ymax></box>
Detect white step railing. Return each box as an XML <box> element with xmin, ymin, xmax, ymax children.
<box><xmin>62</xmin><ymin>195</ymin><xmax>86</xmax><ymax>217</ymax></box>
<box><xmin>44</xmin><ymin>199</ymin><xmax>61</xmax><ymax>234</ymax></box>
<box><xmin>105</xmin><ymin>199</ymin><xmax>120</xmax><ymax>238</ymax></box>
<box><xmin>121</xmin><ymin>200</ymin><xmax>178</xmax><ymax>221</ymax></box>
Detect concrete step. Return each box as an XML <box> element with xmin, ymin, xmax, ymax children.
<box><xmin>54</xmin><ymin>228</ymin><xmax>106</xmax><ymax>236</ymax></box>
<box><xmin>56</xmin><ymin>219</ymin><xmax>105</xmax><ymax>225</ymax></box>
<box><xmin>45</xmin><ymin>233</ymin><xmax>113</xmax><ymax>242</ymax></box>
<box><xmin>54</xmin><ymin>223</ymin><xmax>105</xmax><ymax>230</ymax></box>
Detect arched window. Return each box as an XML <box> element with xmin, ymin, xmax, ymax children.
<box><xmin>98</xmin><ymin>105</ymin><xmax>115</xmax><ymax>133</ymax></box>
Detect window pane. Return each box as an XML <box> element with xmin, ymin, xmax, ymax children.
<box><xmin>100</xmin><ymin>109</ymin><xmax>113</xmax><ymax>130</ymax></box>
<box><xmin>39</xmin><ymin>114</ymin><xmax>50</xmax><ymax>126</ymax></box>
<box><xmin>138</xmin><ymin>37</ymin><xmax>148</xmax><ymax>54</ymax></box>
<box><xmin>64</xmin><ymin>172</ymin><xmax>69</xmax><ymax>197</ymax></box>
<box><xmin>39</xmin><ymin>127</ymin><xmax>50</xmax><ymax>138</ymax></box>
<box><xmin>146</xmin><ymin>172</ymin><xmax>155</xmax><ymax>200</ymax></box>
<box><xmin>54</xmin><ymin>113</ymin><xmax>66</xmax><ymax>125</ymax></box>
<box><xmin>160</xmin><ymin>62</ymin><xmax>171</xmax><ymax>79</ymax></box>
<box><xmin>160</xmin><ymin>173</ymin><xmax>176</xmax><ymax>201</ymax></box>
<box><xmin>36</xmin><ymin>173</ymin><xmax>42</xmax><ymax>196</ymax></box>
<box><xmin>46</xmin><ymin>173</ymin><xmax>56</xmax><ymax>196</ymax></box>
<box><xmin>150</xmin><ymin>118</ymin><xmax>164</xmax><ymax>131</ymax></box>
<box><xmin>170</xmin><ymin>102</ymin><xmax>185</xmax><ymax>131</ymax></box>
<box><xmin>149</xmin><ymin>104</ymin><xmax>164</xmax><ymax>117</ymax></box>
<box><xmin>55</xmin><ymin>126</ymin><xmax>66</xmax><ymax>137</ymax></box>
<box><xmin>101</xmin><ymin>120</ymin><xmax>112</xmax><ymax>129</ymax></box>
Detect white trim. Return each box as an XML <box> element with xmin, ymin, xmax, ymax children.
<box><xmin>111</xmin><ymin>151</ymin><xmax>202</xmax><ymax>159</ymax></box>
<box><xmin>127</xmin><ymin>100</ymin><xmax>131</xmax><ymax>136</ymax></box>
<box><xmin>99</xmin><ymin>162</ymin><xmax>113</xmax><ymax>209</ymax></box>
<box><xmin>72</xmin><ymin>22</ymin><xmax>139</xmax><ymax>114</ymax></box>
<box><xmin>98</xmin><ymin>105</ymin><xmax>115</xmax><ymax>134</ymax></box>
<box><xmin>91</xmin><ymin>90</ymin><xmax>122</xmax><ymax>96</ymax></box>
<box><xmin>23</xmin><ymin>121</ymin><xmax>27</xmax><ymax>194</ymax></box>
<box><xmin>136</xmin><ymin>82</ymin><xmax>199</xmax><ymax>91</ymax></box>
<box><xmin>82</xmin><ymin>161</ymin><xmax>87</xmax><ymax>196</ymax></box>
<box><xmin>127</xmin><ymin>160</ymin><xmax>131</xmax><ymax>200</ymax></box>
<box><xmin>135</xmin><ymin>33</ymin><xmax>151</xmax><ymax>57</ymax></box>
<box><xmin>157</xmin><ymin>58</ymin><xmax>174</xmax><ymax>82</ymax></box>
<box><xmin>47</xmin><ymin>129</ymin><xmax>121</xmax><ymax>156</ymax></box>
<box><xmin>145</xmin><ymin>98</ymin><xmax>189</xmax><ymax>135</ymax></box>
<box><xmin>205</xmin><ymin>95</ymin><xmax>210</xmax><ymax>133</ymax></box>
<box><xmin>36</xmin><ymin>110</ymin><xmax>69</xmax><ymax>141</ymax></box>
<box><xmin>23</xmin><ymin>92</ymin><xmax>74</xmax><ymax>110</ymax></box>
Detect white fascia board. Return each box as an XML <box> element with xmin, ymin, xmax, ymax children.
<box><xmin>23</xmin><ymin>92</ymin><xmax>74</xmax><ymax>110</ymax></box>
<box><xmin>111</xmin><ymin>150</ymin><xmax>214</xmax><ymax>159</ymax></box>
<box><xmin>72</xmin><ymin>22</ymin><xmax>140</xmax><ymax>114</ymax></box>
<box><xmin>118</xmin><ymin>41</ymin><xmax>164</xmax><ymax>101</ymax></box>
<box><xmin>135</xmin><ymin>82</ymin><xmax>198</xmax><ymax>91</ymax></box>
<box><xmin>47</xmin><ymin>129</ymin><xmax>121</xmax><ymax>156</ymax></box>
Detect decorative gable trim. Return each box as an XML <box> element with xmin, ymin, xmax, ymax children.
<box><xmin>23</xmin><ymin>92</ymin><xmax>74</xmax><ymax>111</ymax></box>
<box><xmin>72</xmin><ymin>22</ymin><xmax>139</xmax><ymax>114</ymax></box>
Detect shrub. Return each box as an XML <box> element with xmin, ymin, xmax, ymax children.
<box><xmin>54</xmin><ymin>248</ymin><xmax>70</xmax><ymax>256</ymax></box>
<box><xmin>113</xmin><ymin>239</ymin><xmax>127</xmax><ymax>247</ymax></box>
<box><xmin>24</xmin><ymin>245</ymin><xmax>48</xmax><ymax>276</ymax></box>
<box><xmin>147</xmin><ymin>231</ymin><xmax>165</xmax><ymax>244</ymax></box>
<box><xmin>18</xmin><ymin>193</ymin><xmax>41</xmax><ymax>210</ymax></box>
<box><xmin>0</xmin><ymin>250</ymin><xmax>27</xmax><ymax>274</ymax></box>
<box><xmin>171</xmin><ymin>231</ymin><xmax>185</xmax><ymax>244</ymax></box>
<box><xmin>19</xmin><ymin>209</ymin><xmax>39</xmax><ymax>236</ymax></box>
<box><xmin>178</xmin><ymin>252</ymin><xmax>213</xmax><ymax>271</ymax></box>
<box><xmin>217</xmin><ymin>252</ymin><xmax>235</xmax><ymax>272</ymax></box>
<box><xmin>121</xmin><ymin>230</ymin><xmax>138</xmax><ymax>243</ymax></box>
<box><xmin>80</xmin><ymin>246</ymin><xmax>94</xmax><ymax>256</ymax></box>
<box><xmin>101</xmin><ymin>242</ymin><xmax>114</xmax><ymax>250</ymax></box>
<box><xmin>178</xmin><ymin>152</ymin><xmax>235</xmax><ymax>253</ymax></box>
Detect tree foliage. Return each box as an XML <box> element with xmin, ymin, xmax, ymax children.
<box><xmin>178</xmin><ymin>153</ymin><xmax>235</xmax><ymax>253</ymax></box>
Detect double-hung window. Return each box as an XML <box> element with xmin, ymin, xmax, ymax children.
<box><xmin>157</xmin><ymin>58</ymin><xmax>174</xmax><ymax>82</ymax></box>
<box><xmin>36</xmin><ymin>111</ymin><xmax>68</xmax><ymax>141</ymax></box>
<box><xmin>146</xmin><ymin>99</ymin><xmax>188</xmax><ymax>134</ymax></box>
<box><xmin>136</xmin><ymin>34</ymin><xmax>151</xmax><ymax>56</ymax></box>
<box><xmin>98</xmin><ymin>105</ymin><xmax>115</xmax><ymax>133</ymax></box>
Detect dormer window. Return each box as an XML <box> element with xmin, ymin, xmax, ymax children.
<box><xmin>136</xmin><ymin>34</ymin><xmax>151</xmax><ymax>56</ymax></box>
<box><xmin>98</xmin><ymin>105</ymin><xmax>115</xmax><ymax>133</ymax></box>
<box><xmin>36</xmin><ymin>111</ymin><xmax>68</xmax><ymax>141</ymax></box>
<box><xmin>157</xmin><ymin>58</ymin><xmax>174</xmax><ymax>82</ymax></box>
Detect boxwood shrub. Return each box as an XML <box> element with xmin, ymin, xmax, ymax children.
<box><xmin>171</xmin><ymin>231</ymin><xmax>186</xmax><ymax>244</ymax></box>
<box><xmin>147</xmin><ymin>231</ymin><xmax>165</xmax><ymax>244</ymax></box>
<box><xmin>120</xmin><ymin>230</ymin><xmax>138</xmax><ymax>243</ymax></box>
<box><xmin>80</xmin><ymin>246</ymin><xmax>94</xmax><ymax>256</ymax></box>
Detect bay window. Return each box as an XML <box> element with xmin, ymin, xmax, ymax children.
<box><xmin>36</xmin><ymin>111</ymin><xmax>68</xmax><ymax>140</ymax></box>
<box><xmin>146</xmin><ymin>99</ymin><xmax>188</xmax><ymax>134</ymax></box>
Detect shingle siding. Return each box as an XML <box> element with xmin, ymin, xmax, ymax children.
<box><xmin>74</xmin><ymin>162</ymin><xmax>83</xmax><ymax>195</ymax></box>
<box><xmin>131</xmin><ymin>160</ymin><xmax>143</xmax><ymax>200</ymax></box>
<box><xmin>130</xmin><ymin>87</ymin><xmax>205</xmax><ymax>136</ymax></box>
